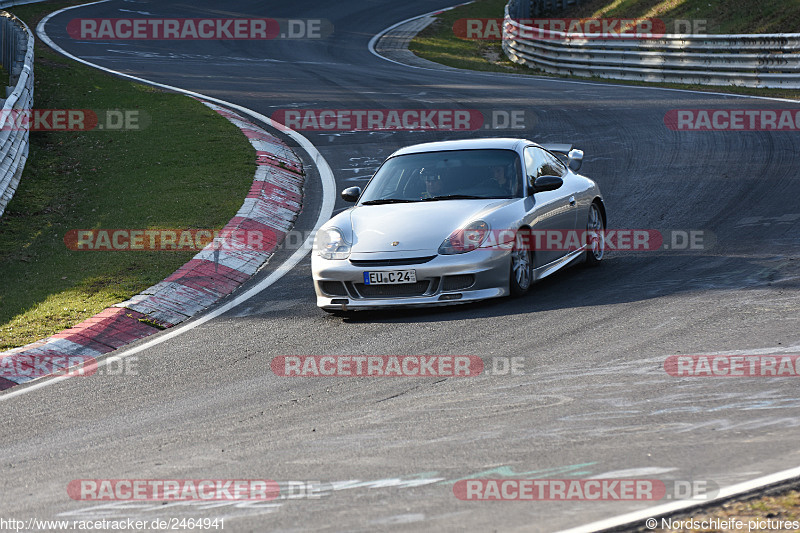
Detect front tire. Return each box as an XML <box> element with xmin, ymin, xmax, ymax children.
<box><xmin>585</xmin><ymin>202</ymin><xmax>604</xmax><ymax>267</ymax></box>
<box><xmin>509</xmin><ymin>229</ymin><xmax>533</xmax><ymax>296</ymax></box>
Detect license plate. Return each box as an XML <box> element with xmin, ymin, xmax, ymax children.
<box><xmin>363</xmin><ymin>270</ymin><xmax>417</xmax><ymax>285</ymax></box>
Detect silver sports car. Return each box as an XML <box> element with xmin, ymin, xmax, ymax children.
<box><xmin>312</xmin><ymin>138</ymin><xmax>606</xmax><ymax>312</ymax></box>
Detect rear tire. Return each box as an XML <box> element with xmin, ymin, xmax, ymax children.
<box><xmin>509</xmin><ymin>229</ymin><xmax>533</xmax><ymax>296</ymax></box>
<box><xmin>585</xmin><ymin>202</ymin><xmax>604</xmax><ymax>267</ymax></box>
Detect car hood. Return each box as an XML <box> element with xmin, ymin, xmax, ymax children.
<box><xmin>347</xmin><ymin>199</ymin><xmax>511</xmax><ymax>253</ymax></box>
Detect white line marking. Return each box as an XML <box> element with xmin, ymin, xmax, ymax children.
<box><xmin>368</xmin><ymin>2</ymin><xmax>800</xmax><ymax>104</ymax></box>
<box><xmin>556</xmin><ymin>466</ymin><xmax>800</xmax><ymax>533</ymax></box>
<box><xmin>0</xmin><ymin>1</ymin><xmax>335</xmax><ymax>402</ymax></box>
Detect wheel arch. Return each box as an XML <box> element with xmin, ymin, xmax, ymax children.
<box><xmin>592</xmin><ymin>197</ymin><xmax>607</xmax><ymax>227</ymax></box>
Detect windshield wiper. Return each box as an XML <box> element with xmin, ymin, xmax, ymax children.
<box><xmin>421</xmin><ymin>194</ymin><xmax>490</xmax><ymax>201</ymax></box>
<box><xmin>360</xmin><ymin>198</ymin><xmax>418</xmax><ymax>205</ymax></box>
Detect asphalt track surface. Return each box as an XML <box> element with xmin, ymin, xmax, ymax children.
<box><xmin>3</xmin><ymin>1</ymin><xmax>800</xmax><ymax>531</ymax></box>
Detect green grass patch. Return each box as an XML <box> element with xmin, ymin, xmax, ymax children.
<box><xmin>560</xmin><ymin>0</ymin><xmax>800</xmax><ymax>35</ymax></box>
<box><xmin>409</xmin><ymin>0</ymin><xmax>529</xmax><ymax>74</ymax></box>
<box><xmin>408</xmin><ymin>0</ymin><xmax>800</xmax><ymax>101</ymax></box>
<box><xmin>0</xmin><ymin>1</ymin><xmax>256</xmax><ymax>350</ymax></box>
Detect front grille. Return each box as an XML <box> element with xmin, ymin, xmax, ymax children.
<box><xmin>319</xmin><ymin>281</ymin><xmax>347</xmax><ymax>296</ymax></box>
<box><xmin>349</xmin><ymin>256</ymin><xmax>436</xmax><ymax>267</ymax></box>
<box><xmin>441</xmin><ymin>274</ymin><xmax>475</xmax><ymax>291</ymax></box>
<box><xmin>354</xmin><ymin>281</ymin><xmax>431</xmax><ymax>298</ymax></box>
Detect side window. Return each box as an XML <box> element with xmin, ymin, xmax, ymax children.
<box><xmin>523</xmin><ymin>147</ymin><xmax>546</xmax><ymax>181</ymax></box>
<box><xmin>541</xmin><ymin>150</ymin><xmax>567</xmax><ymax>177</ymax></box>
<box><xmin>524</xmin><ymin>147</ymin><xmax>566</xmax><ymax>179</ymax></box>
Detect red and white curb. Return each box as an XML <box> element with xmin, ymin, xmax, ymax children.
<box><xmin>0</xmin><ymin>100</ymin><xmax>304</xmax><ymax>390</ymax></box>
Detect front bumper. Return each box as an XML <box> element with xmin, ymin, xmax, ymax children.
<box><xmin>312</xmin><ymin>248</ymin><xmax>511</xmax><ymax>310</ymax></box>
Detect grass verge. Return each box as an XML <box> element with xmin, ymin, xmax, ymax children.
<box><xmin>408</xmin><ymin>0</ymin><xmax>800</xmax><ymax>101</ymax></box>
<box><xmin>0</xmin><ymin>1</ymin><xmax>255</xmax><ymax>350</ymax></box>
<box><xmin>655</xmin><ymin>486</ymin><xmax>800</xmax><ymax>532</ymax></box>
<box><xmin>409</xmin><ymin>0</ymin><xmax>528</xmax><ymax>74</ymax></box>
<box><xmin>561</xmin><ymin>0</ymin><xmax>800</xmax><ymax>35</ymax></box>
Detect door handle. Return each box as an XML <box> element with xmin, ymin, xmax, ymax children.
<box><xmin>569</xmin><ymin>196</ymin><xmax>576</xmax><ymax>206</ymax></box>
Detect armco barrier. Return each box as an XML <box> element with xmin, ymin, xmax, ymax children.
<box><xmin>0</xmin><ymin>9</ymin><xmax>33</xmax><ymax>217</ymax></box>
<box><xmin>502</xmin><ymin>0</ymin><xmax>800</xmax><ymax>89</ymax></box>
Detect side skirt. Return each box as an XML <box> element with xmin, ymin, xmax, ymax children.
<box><xmin>533</xmin><ymin>247</ymin><xmax>587</xmax><ymax>282</ymax></box>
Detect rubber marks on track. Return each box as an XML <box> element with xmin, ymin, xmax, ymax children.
<box><xmin>0</xmin><ymin>100</ymin><xmax>304</xmax><ymax>390</ymax></box>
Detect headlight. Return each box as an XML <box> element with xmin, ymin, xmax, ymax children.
<box><xmin>314</xmin><ymin>227</ymin><xmax>351</xmax><ymax>260</ymax></box>
<box><xmin>438</xmin><ymin>220</ymin><xmax>490</xmax><ymax>255</ymax></box>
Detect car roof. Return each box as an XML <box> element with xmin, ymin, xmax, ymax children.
<box><xmin>390</xmin><ymin>138</ymin><xmax>534</xmax><ymax>157</ymax></box>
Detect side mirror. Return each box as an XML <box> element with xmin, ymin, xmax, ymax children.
<box><xmin>531</xmin><ymin>176</ymin><xmax>563</xmax><ymax>193</ymax></box>
<box><xmin>567</xmin><ymin>149</ymin><xmax>583</xmax><ymax>172</ymax></box>
<box><xmin>341</xmin><ymin>186</ymin><xmax>361</xmax><ymax>203</ymax></box>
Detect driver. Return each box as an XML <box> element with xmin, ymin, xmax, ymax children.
<box><xmin>490</xmin><ymin>165</ymin><xmax>511</xmax><ymax>195</ymax></box>
<box><xmin>420</xmin><ymin>167</ymin><xmax>444</xmax><ymax>199</ymax></box>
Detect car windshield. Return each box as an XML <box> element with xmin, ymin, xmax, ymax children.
<box><xmin>359</xmin><ymin>149</ymin><xmax>523</xmax><ymax>204</ymax></box>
